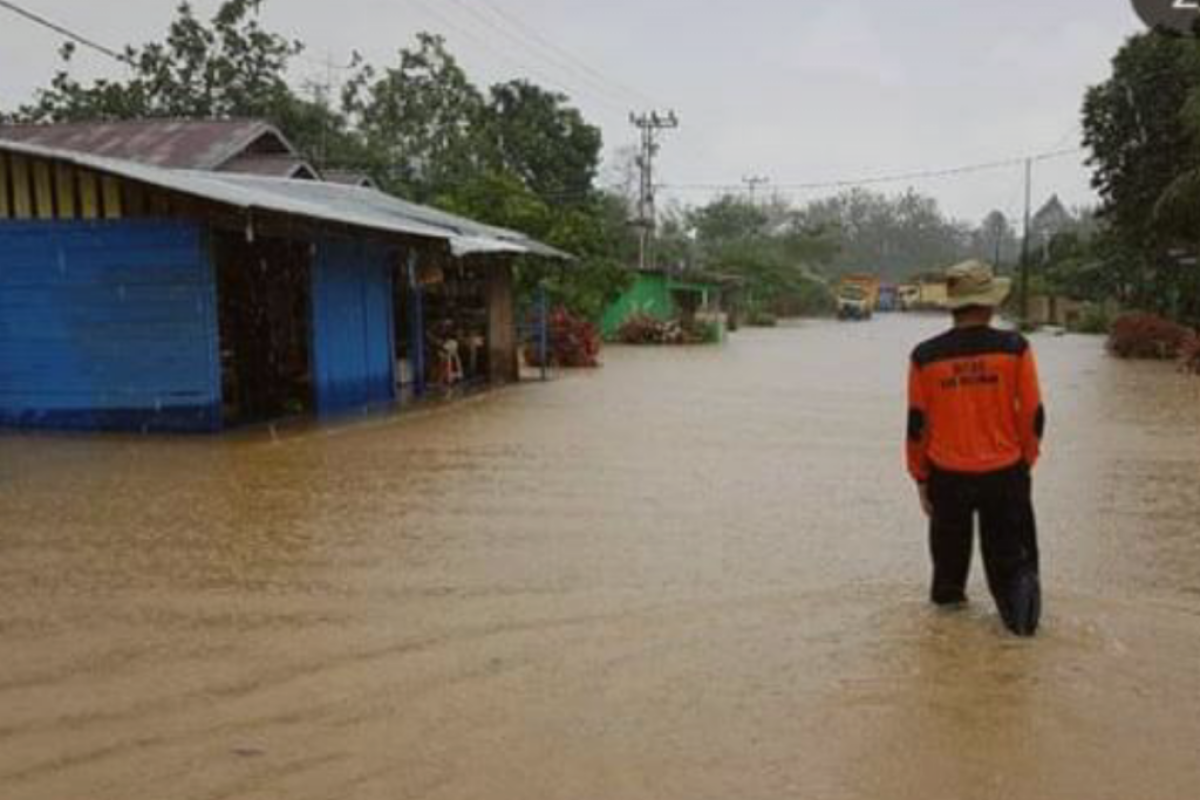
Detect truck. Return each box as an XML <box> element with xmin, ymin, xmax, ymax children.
<box><xmin>836</xmin><ymin>274</ymin><xmax>881</xmax><ymax>321</ymax></box>
<box><xmin>877</xmin><ymin>284</ymin><xmax>899</xmax><ymax>312</ymax></box>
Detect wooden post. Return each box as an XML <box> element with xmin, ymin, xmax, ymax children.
<box><xmin>0</xmin><ymin>154</ymin><xmax>10</xmax><ymax>219</ymax></box>
<box><xmin>486</xmin><ymin>260</ymin><xmax>519</xmax><ymax>385</ymax></box>
<box><xmin>407</xmin><ymin>253</ymin><xmax>427</xmax><ymax>398</ymax></box>
<box><xmin>539</xmin><ymin>283</ymin><xmax>549</xmax><ymax>382</ymax></box>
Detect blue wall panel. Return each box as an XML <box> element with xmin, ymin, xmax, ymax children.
<box><xmin>0</xmin><ymin>221</ymin><xmax>220</xmax><ymax>432</ymax></box>
<box><xmin>310</xmin><ymin>238</ymin><xmax>396</xmax><ymax>417</ymax></box>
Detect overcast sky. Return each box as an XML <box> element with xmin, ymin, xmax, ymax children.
<box><xmin>0</xmin><ymin>0</ymin><xmax>1145</xmax><ymax>223</ymax></box>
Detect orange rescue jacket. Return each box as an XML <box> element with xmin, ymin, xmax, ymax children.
<box><xmin>906</xmin><ymin>326</ymin><xmax>1044</xmax><ymax>483</ymax></box>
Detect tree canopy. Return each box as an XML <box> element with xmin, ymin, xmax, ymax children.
<box><xmin>1083</xmin><ymin>31</ymin><xmax>1200</xmax><ymax>323</ymax></box>
<box><xmin>8</xmin><ymin>0</ymin><xmax>1150</xmax><ymax>323</ymax></box>
<box><xmin>3</xmin><ymin>0</ymin><xmax>636</xmax><ymax>319</ymax></box>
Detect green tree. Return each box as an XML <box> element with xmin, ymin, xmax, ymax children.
<box><xmin>653</xmin><ymin>205</ymin><xmax>698</xmax><ymax>271</ymax></box>
<box><xmin>15</xmin><ymin>0</ymin><xmax>301</xmax><ymax>123</ymax></box>
<box><xmin>797</xmin><ymin>189</ymin><xmax>970</xmax><ymax>281</ymax></box>
<box><xmin>3</xmin><ymin>0</ymin><xmax>369</xmax><ymax>174</ymax></box>
<box><xmin>482</xmin><ymin>80</ymin><xmax>602</xmax><ymax>203</ymax></box>
<box><xmin>1083</xmin><ymin>32</ymin><xmax>1200</xmax><ymax>319</ymax></box>
<box><xmin>429</xmin><ymin>78</ymin><xmax>630</xmax><ymax>319</ymax></box>
<box><xmin>2</xmin><ymin>2</ymin><xmax>637</xmax><ymax>321</ymax></box>
<box><xmin>343</xmin><ymin>33</ymin><xmax>487</xmax><ymax>202</ymax></box>
<box><xmin>684</xmin><ymin>195</ymin><xmax>838</xmax><ymax>316</ymax></box>
<box><xmin>973</xmin><ymin>210</ymin><xmax>1020</xmax><ymax>270</ymax></box>
<box><xmin>512</xmin><ymin>193</ymin><xmax>638</xmax><ymax>321</ymax></box>
<box><xmin>690</xmin><ymin>194</ymin><xmax>770</xmax><ymax>245</ymax></box>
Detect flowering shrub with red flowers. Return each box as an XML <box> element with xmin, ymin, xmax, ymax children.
<box><xmin>525</xmin><ymin>308</ymin><xmax>602</xmax><ymax>369</ymax></box>
<box><xmin>1107</xmin><ymin>313</ymin><xmax>1195</xmax><ymax>361</ymax></box>
<box><xmin>1181</xmin><ymin>334</ymin><xmax>1200</xmax><ymax>375</ymax></box>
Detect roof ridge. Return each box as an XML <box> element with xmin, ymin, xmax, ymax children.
<box><xmin>0</xmin><ymin>117</ymin><xmax>272</xmax><ymax>128</ymax></box>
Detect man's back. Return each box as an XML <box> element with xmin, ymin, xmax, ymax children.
<box><xmin>907</xmin><ymin>325</ymin><xmax>1043</xmax><ymax>482</ymax></box>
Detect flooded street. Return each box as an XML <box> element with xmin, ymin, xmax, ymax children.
<box><xmin>3</xmin><ymin>314</ymin><xmax>1200</xmax><ymax>800</ymax></box>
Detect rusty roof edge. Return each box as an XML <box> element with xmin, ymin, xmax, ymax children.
<box><xmin>203</xmin><ymin>120</ymin><xmax>296</xmax><ymax>171</ymax></box>
<box><xmin>0</xmin><ymin>119</ymin><xmax>287</xmax><ymax>171</ymax></box>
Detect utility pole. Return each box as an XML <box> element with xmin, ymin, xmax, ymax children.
<box><xmin>743</xmin><ymin>175</ymin><xmax>770</xmax><ymax>205</ymax></box>
<box><xmin>630</xmin><ymin>110</ymin><xmax>679</xmax><ymax>271</ymax></box>
<box><xmin>1019</xmin><ymin>157</ymin><xmax>1033</xmax><ymax>327</ymax></box>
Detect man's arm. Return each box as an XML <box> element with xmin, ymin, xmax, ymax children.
<box><xmin>906</xmin><ymin>360</ymin><xmax>932</xmax><ymax>485</ymax></box>
<box><xmin>1016</xmin><ymin>345</ymin><xmax>1045</xmax><ymax>468</ymax></box>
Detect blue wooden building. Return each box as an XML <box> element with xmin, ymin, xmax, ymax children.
<box><xmin>0</xmin><ymin>138</ymin><xmax>566</xmax><ymax>433</ymax></box>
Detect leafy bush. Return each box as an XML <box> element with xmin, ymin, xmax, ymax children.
<box><xmin>525</xmin><ymin>307</ymin><xmax>602</xmax><ymax>368</ymax></box>
<box><xmin>745</xmin><ymin>310</ymin><xmax>778</xmax><ymax>328</ymax></box>
<box><xmin>1069</xmin><ymin>304</ymin><xmax>1116</xmax><ymax>335</ymax></box>
<box><xmin>1181</xmin><ymin>335</ymin><xmax>1200</xmax><ymax>375</ymax></box>
<box><xmin>1107</xmin><ymin>313</ymin><xmax>1194</xmax><ymax>360</ymax></box>
<box><xmin>693</xmin><ymin>320</ymin><xmax>723</xmax><ymax>344</ymax></box>
<box><xmin>769</xmin><ymin>278</ymin><xmax>837</xmax><ymax>318</ymax></box>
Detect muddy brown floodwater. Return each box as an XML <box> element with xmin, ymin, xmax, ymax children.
<box><xmin>3</xmin><ymin>315</ymin><xmax>1200</xmax><ymax>800</ymax></box>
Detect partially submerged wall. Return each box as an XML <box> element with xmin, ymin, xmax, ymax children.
<box><xmin>0</xmin><ymin>220</ymin><xmax>220</xmax><ymax>432</ymax></box>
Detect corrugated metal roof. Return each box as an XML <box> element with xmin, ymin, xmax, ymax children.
<box><xmin>217</xmin><ymin>153</ymin><xmax>318</xmax><ymax>179</ymax></box>
<box><xmin>0</xmin><ymin>139</ymin><xmax>571</xmax><ymax>260</ymax></box>
<box><xmin>0</xmin><ymin>119</ymin><xmax>291</xmax><ymax>171</ymax></box>
<box><xmin>322</xmin><ymin>170</ymin><xmax>377</xmax><ymax>188</ymax></box>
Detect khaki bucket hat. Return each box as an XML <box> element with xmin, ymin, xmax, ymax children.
<box><xmin>944</xmin><ymin>260</ymin><xmax>1012</xmax><ymax>310</ymax></box>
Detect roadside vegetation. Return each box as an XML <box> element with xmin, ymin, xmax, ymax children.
<box><xmin>524</xmin><ymin>309</ymin><xmax>602</xmax><ymax>369</ymax></box>
<box><xmin>1107</xmin><ymin>313</ymin><xmax>1195</xmax><ymax>360</ymax></box>
<box><xmin>5</xmin><ymin>1</ymin><xmax>1198</xmax><ymax>364</ymax></box>
<box><xmin>616</xmin><ymin>315</ymin><xmax>720</xmax><ymax>346</ymax></box>
<box><xmin>3</xmin><ymin>0</ymin><xmax>1097</xmax><ymax>332</ymax></box>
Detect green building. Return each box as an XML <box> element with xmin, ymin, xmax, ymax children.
<box><xmin>601</xmin><ymin>269</ymin><xmax>740</xmax><ymax>341</ymax></box>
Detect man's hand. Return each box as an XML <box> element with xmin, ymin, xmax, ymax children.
<box><xmin>918</xmin><ymin>483</ymin><xmax>933</xmax><ymax>518</ymax></box>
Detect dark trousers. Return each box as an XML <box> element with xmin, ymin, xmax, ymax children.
<box><xmin>927</xmin><ymin>464</ymin><xmax>1041</xmax><ymax>635</ymax></box>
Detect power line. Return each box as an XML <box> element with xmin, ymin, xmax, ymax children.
<box><xmin>438</xmin><ymin>0</ymin><xmax>636</xmax><ymax>110</ymax></box>
<box><xmin>295</xmin><ymin>51</ymin><xmax>358</xmax><ymax>72</ymax></box>
<box><xmin>661</xmin><ymin>147</ymin><xmax>1085</xmax><ymax>194</ymax></box>
<box><xmin>471</xmin><ymin>0</ymin><xmax>662</xmax><ymax>109</ymax></box>
<box><xmin>0</xmin><ymin>0</ymin><xmax>690</xmax><ymax>181</ymax></box>
<box><xmin>392</xmin><ymin>0</ymin><xmax>631</xmax><ymax>115</ymax></box>
<box><xmin>0</xmin><ymin>0</ymin><xmax>131</xmax><ymax>63</ymax></box>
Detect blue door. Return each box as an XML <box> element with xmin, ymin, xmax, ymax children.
<box><xmin>310</xmin><ymin>238</ymin><xmax>396</xmax><ymax>417</ymax></box>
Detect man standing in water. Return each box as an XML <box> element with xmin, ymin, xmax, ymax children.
<box><xmin>906</xmin><ymin>261</ymin><xmax>1045</xmax><ymax>637</ymax></box>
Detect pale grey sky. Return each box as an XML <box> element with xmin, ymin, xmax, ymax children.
<box><xmin>0</xmin><ymin>0</ymin><xmax>1145</xmax><ymax>223</ymax></box>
